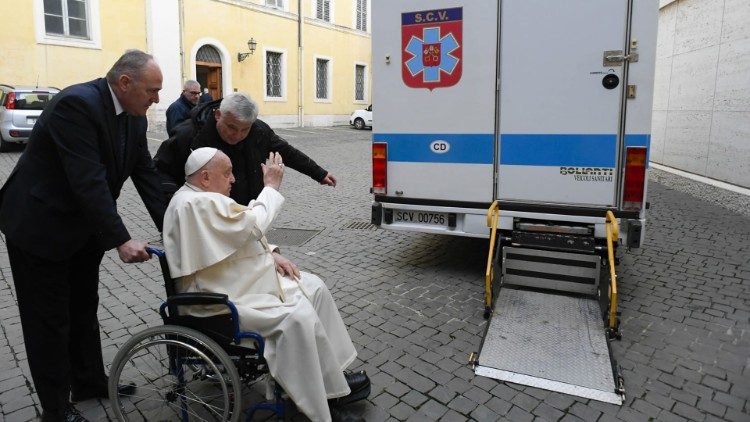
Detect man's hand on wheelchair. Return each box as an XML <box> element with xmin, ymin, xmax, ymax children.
<box><xmin>117</xmin><ymin>239</ymin><xmax>152</xmax><ymax>263</ymax></box>
<box><xmin>272</xmin><ymin>251</ymin><xmax>300</xmax><ymax>280</ymax></box>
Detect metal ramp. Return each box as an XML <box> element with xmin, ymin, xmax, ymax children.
<box><xmin>474</xmin><ymin>203</ymin><xmax>624</xmax><ymax>405</ymax></box>
<box><xmin>475</xmin><ymin>288</ymin><xmax>623</xmax><ymax>404</ymax></box>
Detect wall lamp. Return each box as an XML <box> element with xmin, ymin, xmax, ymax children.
<box><xmin>237</xmin><ymin>38</ymin><xmax>258</xmax><ymax>62</ymax></box>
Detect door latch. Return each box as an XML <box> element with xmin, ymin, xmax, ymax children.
<box><xmin>603</xmin><ymin>50</ymin><xmax>639</xmax><ymax>66</ymax></box>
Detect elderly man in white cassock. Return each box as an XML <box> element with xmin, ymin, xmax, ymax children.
<box><xmin>163</xmin><ymin>147</ymin><xmax>370</xmax><ymax>421</ymax></box>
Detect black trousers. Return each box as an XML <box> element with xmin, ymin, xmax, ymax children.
<box><xmin>7</xmin><ymin>238</ymin><xmax>107</xmax><ymax>419</ymax></box>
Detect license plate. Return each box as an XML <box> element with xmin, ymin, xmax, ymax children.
<box><xmin>27</xmin><ymin>118</ymin><xmax>37</xmax><ymax>125</ymax></box>
<box><xmin>393</xmin><ymin>210</ymin><xmax>448</xmax><ymax>226</ymax></box>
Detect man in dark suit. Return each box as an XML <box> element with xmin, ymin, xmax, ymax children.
<box><xmin>0</xmin><ymin>50</ymin><xmax>167</xmax><ymax>422</ymax></box>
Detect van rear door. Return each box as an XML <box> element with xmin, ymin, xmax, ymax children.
<box><xmin>497</xmin><ymin>0</ymin><xmax>630</xmax><ymax>208</ymax></box>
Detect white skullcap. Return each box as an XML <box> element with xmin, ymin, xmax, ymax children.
<box><xmin>185</xmin><ymin>147</ymin><xmax>219</xmax><ymax>176</ymax></box>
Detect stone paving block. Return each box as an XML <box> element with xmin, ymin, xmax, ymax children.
<box><xmin>713</xmin><ymin>390</ymin><xmax>745</xmax><ymax>411</ymax></box>
<box><xmin>4</xmin><ymin>405</ymin><xmax>37</xmax><ymax>422</ymax></box>
<box><xmin>385</xmin><ymin>381</ymin><xmax>411</xmax><ymax>399</ymax></box>
<box><xmin>373</xmin><ymin>391</ymin><xmax>399</xmax><ymax>410</ymax></box>
<box><xmin>531</xmin><ymin>402</ymin><xmax>565</xmax><ymax>421</ymax></box>
<box><xmin>697</xmin><ymin>396</ymin><xmax>727</xmax><ymax>418</ymax></box>
<box><xmin>559</xmin><ymin>414</ymin><xmax>586</xmax><ymax>422</ymax></box>
<box><xmin>428</xmin><ymin>386</ymin><xmax>456</xmax><ymax>405</ymax></box>
<box><xmin>568</xmin><ymin>402</ymin><xmax>601</xmax><ymax>421</ymax></box>
<box><xmin>656</xmin><ymin>410</ymin><xmax>689</xmax><ymax>422</ymax></box>
<box><xmin>1</xmin><ymin>394</ymin><xmax>34</xmax><ymax>414</ymax></box>
<box><xmin>462</xmin><ymin>386</ymin><xmax>491</xmax><ymax>406</ymax></box>
<box><xmin>702</xmin><ymin>375</ymin><xmax>731</xmax><ymax>392</ymax></box>
<box><xmin>542</xmin><ymin>392</ymin><xmax>576</xmax><ymax>412</ymax></box>
<box><xmin>389</xmin><ymin>402</ymin><xmax>415</xmax><ymax>421</ymax></box>
<box><xmin>673</xmin><ymin>401</ymin><xmax>708</xmax><ymax>421</ymax></box>
<box><xmin>484</xmin><ymin>396</ymin><xmax>512</xmax><ymax>417</ymax></box>
<box><xmin>505</xmin><ymin>405</ymin><xmax>534</xmax><ymax>422</ymax></box>
<box><xmin>446</xmin><ymin>395</ymin><xmax>475</xmax><ymax>415</ymax></box>
<box><xmin>644</xmin><ymin>390</ymin><xmax>677</xmax><ymax>411</ymax></box>
<box><xmin>724</xmin><ymin>408</ymin><xmax>750</xmax><ymax>422</ymax></box>
<box><xmin>445</xmin><ymin>377</ymin><xmax>472</xmax><ymax>395</ymax></box>
<box><xmin>415</xmin><ymin>399</ymin><xmax>449</xmax><ymax>420</ymax></box>
<box><xmin>401</xmin><ymin>390</ymin><xmax>428</xmax><ymax>409</ymax></box>
<box><xmin>632</xmin><ymin>397</ymin><xmax>662</xmax><ymax>417</ymax></box>
<box><xmin>394</xmin><ymin>368</ymin><xmax>435</xmax><ymax>394</ymax></box>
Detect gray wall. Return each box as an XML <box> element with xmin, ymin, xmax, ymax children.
<box><xmin>651</xmin><ymin>0</ymin><xmax>750</xmax><ymax>189</ymax></box>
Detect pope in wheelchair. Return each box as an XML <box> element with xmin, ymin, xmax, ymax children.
<box><xmin>161</xmin><ymin>147</ymin><xmax>370</xmax><ymax>421</ymax></box>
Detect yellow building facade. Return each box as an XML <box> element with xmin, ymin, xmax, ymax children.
<box><xmin>0</xmin><ymin>0</ymin><xmax>372</xmax><ymax>129</ymax></box>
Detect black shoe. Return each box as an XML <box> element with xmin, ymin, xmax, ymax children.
<box><xmin>70</xmin><ymin>382</ymin><xmax>136</xmax><ymax>402</ymax></box>
<box><xmin>42</xmin><ymin>404</ymin><xmax>89</xmax><ymax>422</ymax></box>
<box><xmin>329</xmin><ymin>370</ymin><xmax>371</xmax><ymax>408</ymax></box>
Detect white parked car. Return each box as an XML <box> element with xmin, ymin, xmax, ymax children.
<box><xmin>349</xmin><ymin>104</ymin><xmax>372</xmax><ymax>130</ymax></box>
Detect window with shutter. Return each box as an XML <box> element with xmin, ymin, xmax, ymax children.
<box><xmin>356</xmin><ymin>0</ymin><xmax>367</xmax><ymax>31</ymax></box>
<box><xmin>316</xmin><ymin>0</ymin><xmax>330</xmax><ymax>21</ymax></box>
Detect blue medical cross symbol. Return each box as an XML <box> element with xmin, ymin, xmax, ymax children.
<box><xmin>405</xmin><ymin>27</ymin><xmax>460</xmax><ymax>83</ymax></box>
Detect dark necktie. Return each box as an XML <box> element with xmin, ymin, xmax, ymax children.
<box><xmin>117</xmin><ymin>113</ymin><xmax>127</xmax><ymax>170</ymax></box>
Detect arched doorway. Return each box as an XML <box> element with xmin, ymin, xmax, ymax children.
<box><xmin>196</xmin><ymin>45</ymin><xmax>222</xmax><ymax>100</ymax></box>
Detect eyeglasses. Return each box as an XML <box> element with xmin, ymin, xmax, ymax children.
<box><xmin>186</xmin><ymin>91</ymin><xmax>201</xmax><ymax>96</ymax></box>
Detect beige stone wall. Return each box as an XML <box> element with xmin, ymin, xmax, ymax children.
<box><xmin>652</xmin><ymin>0</ymin><xmax>750</xmax><ymax>188</ymax></box>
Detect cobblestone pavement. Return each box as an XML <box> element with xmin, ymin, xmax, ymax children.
<box><xmin>0</xmin><ymin>127</ymin><xmax>748</xmax><ymax>421</ymax></box>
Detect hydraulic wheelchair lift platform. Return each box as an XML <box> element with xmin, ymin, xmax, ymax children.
<box><xmin>475</xmin><ymin>288</ymin><xmax>622</xmax><ymax>405</ymax></box>
<box><xmin>473</xmin><ymin>204</ymin><xmax>624</xmax><ymax>405</ymax></box>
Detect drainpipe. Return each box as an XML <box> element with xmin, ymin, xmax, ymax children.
<box><xmin>179</xmin><ymin>0</ymin><xmax>186</xmax><ymax>83</ymax></box>
<box><xmin>297</xmin><ymin>0</ymin><xmax>304</xmax><ymax>127</ymax></box>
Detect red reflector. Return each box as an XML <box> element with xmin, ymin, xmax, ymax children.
<box><xmin>5</xmin><ymin>92</ymin><xmax>15</xmax><ymax>109</ymax></box>
<box><xmin>622</xmin><ymin>147</ymin><xmax>647</xmax><ymax>211</ymax></box>
<box><xmin>372</xmin><ymin>142</ymin><xmax>387</xmax><ymax>194</ymax></box>
<box><xmin>9</xmin><ymin>130</ymin><xmax>20</xmax><ymax>137</ymax></box>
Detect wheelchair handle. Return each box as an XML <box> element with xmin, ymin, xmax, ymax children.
<box><xmin>146</xmin><ymin>246</ymin><xmax>165</xmax><ymax>257</ymax></box>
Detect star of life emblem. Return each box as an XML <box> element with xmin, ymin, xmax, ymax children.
<box><xmin>402</xmin><ymin>8</ymin><xmax>463</xmax><ymax>90</ymax></box>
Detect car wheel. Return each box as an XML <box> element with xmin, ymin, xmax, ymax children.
<box><xmin>354</xmin><ymin>118</ymin><xmax>365</xmax><ymax>130</ymax></box>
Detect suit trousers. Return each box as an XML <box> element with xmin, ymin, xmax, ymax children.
<box><xmin>7</xmin><ymin>238</ymin><xmax>107</xmax><ymax>418</ymax></box>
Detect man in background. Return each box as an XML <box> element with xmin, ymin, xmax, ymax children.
<box><xmin>165</xmin><ymin>79</ymin><xmax>200</xmax><ymax>136</ymax></box>
<box><xmin>199</xmin><ymin>87</ymin><xmax>214</xmax><ymax>103</ymax></box>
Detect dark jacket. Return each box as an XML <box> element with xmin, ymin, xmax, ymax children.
<box><xmin>0</xmin><ymin>78</ymin><xmax>166</xmax><ymax>260</ymax></box>
<box><xmin>154</xmin><ymin>100</ymin><xmax>328</xmax><ymax>205</ymax></box>
<box><xmin>165</xmin><ymin>95</ymin><xmax>196</xmax><ymax>137</ymax></box>
<box><xmin>199</xmin><ymin>92</ymin><xmax>214</xmax><ymax>104</ymax></box>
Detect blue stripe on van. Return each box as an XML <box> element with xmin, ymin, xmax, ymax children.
<box><xmin>374</xmin><ymin>133</ymin><xmax>494</xmax><ymax>164</ymax></box>
<box><xmin>500</xmin><ymin>134</ymin><xmax>651</xmax><ymax>167</ymax></box>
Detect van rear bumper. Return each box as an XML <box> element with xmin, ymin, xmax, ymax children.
<box><xmin>372</xmin><ymin>200</ymin><xmax>645</xmax><ymax>247</ymax></box>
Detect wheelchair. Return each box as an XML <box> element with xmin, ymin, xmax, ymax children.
<box><xmin>107</xmin><ymin>247</ymin><xmax>285</xmax><ymax>421</ymax></box>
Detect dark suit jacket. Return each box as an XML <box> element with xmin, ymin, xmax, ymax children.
<box><xmin>0</xmin><ymin>78</ymin><xmax>166</xmax><ymax>261</ymax></box>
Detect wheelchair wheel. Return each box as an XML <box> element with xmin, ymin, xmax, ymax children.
<box><xmin>108</xmin><ymin>325</ymin><xmax>242</xmax><ymax>422</ymax></box>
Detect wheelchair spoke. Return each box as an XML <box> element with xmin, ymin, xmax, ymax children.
<box><xmin>109</xmin><ymin>326</ymin><xmax>242</xmax><ymax>422</ymax></box>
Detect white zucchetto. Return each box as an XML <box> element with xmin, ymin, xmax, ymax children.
<box><xmin>185</xmin><ymin>147</ymin><xmax>219</xmax><ymax>176</ymax></box>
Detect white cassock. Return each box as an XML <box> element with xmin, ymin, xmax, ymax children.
<box><xmin>163</xmin><ymin>183</ymin><xmax>357</xmax><ymax>422</ymax></box>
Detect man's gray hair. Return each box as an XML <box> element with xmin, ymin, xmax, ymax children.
<box><xmin>183</xmin><ymin>80</ymin><xmax>200</xmax><ymax>90</ymax></box>
<box><xmin>106</xmin><ymin>49</ymin><xmax>155</xmax><ymax>84</ymax></box>
<box><xmin>219</xmin><ymin>92</ymin><xmax>259</xmax><ymax>124</ymax></box>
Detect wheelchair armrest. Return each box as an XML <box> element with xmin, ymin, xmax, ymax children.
<box><xmin>167</xmin><ymin>292</ymin><xmax>230</xmax><ymax>307</ymax></box>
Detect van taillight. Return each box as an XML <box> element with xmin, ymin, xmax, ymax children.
<box><xmin>622</xmin><ymin>147</ymin><xmax>647</xmax><ymax>211</ymax></box>
<box><xmin>372</xmin><ymin>142</ymin><xmax>387</xmax><ymax>194</ymax></box>
<box><xmin>5</xmin><ymin>92</ymin><xmax>15</xmax><ymax>110</ymax></box>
